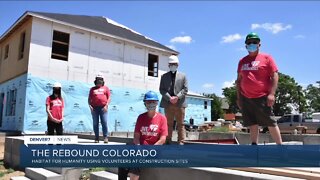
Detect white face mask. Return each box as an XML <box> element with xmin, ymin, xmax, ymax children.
<box><xmin>169</xmin><ymin>65</ymin><xmax>178</xmax><ymax>73</ymax></box>
<box><xmin>145</xmin><ymin>102</ymin><xmax>158</xmax><ymax>111</ymax></box>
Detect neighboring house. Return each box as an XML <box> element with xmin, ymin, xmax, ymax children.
<box><xmin>185</xmin><ymin>91</ymin><xmax>212</xmax><ymax>124</ymax></box>
<box><xmin>221</xmin><ymin>98</ymin><xmax>242</xmax><ymax>121</ymax></box>
<box><xmin>221</xmin><ymin>98</ymin><xmax>230</xmax><ymax>113</ymax></box>
<box><xmin>158</xmin><ymin>91</ymin><xmax>212</xmax><ymax>129</ymax></box>
<box><xmin>224</xmin><ymin>114</ymin><xmax>235</xmax><ymax>121</ymax></box>
<box><xmin>0</xmin><ymin>11</ymin><xmax>210</xmax><ymax>133</ymax></box>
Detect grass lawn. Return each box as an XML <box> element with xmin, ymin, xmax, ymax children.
<box><xmin>80</xmin><ymin>167</ymin><xmax>109</xmax><ymax>180</ymax></box>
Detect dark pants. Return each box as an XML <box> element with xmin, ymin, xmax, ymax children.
<box><xmin>118</xmin><ymin>142</ymin><xmax>141</xmax><ymax>179</ymax></box>
<box><xmin>118</xmin><ymin>167</ymin><xmax>141</xmax><ymax>180</ymax></box>
<box><xmin>47</xmin><ymin>120</ymin><xmax>63</xmax><ymax>135</ymax></box>
<box><xmin>118</xmin><ymin>168</ymin><xmax>129</xmax><ymax>180</ymax></box>
<box><xmin>241</xmin><ymin>96</ymin><xmax>277</xmax><ymax>127</ymax></box>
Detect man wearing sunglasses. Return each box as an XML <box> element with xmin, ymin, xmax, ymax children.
<box><xmin>236</xmin><ymin>32</ymin><xmax>282</xmax><ymax>145</ymax></box>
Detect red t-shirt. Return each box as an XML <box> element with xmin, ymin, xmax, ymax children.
<box><xmin>134</xmin><ymin>112</ymin><xmax>168</xmax><ymax>145</ymax></box>
<box><xmin>89</xmin><ymin>86</ymin><xmax>111</xmax><ymax>107</ymax></box>
<box><xmin>237</xmin><ymin>53</ymin><xmax>278</xmax><ymax>98</ymax></box>
<box><xmin>46</xmin><ymin>96</ymin><xmax>64</xmax><ymax>120</ymax></box>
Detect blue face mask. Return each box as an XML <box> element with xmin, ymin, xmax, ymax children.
<box><xmin>246</xmin><ymin>44</ymin><xmax>258</xmax><ymax>53</ymax></box>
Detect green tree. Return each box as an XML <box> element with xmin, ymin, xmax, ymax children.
<box><xmin>221</xmin><ymin>73</ymin><xmax>307</xmax><ymax>116</ymax></box>
<box><xmin>305</xmin><ymin>82</ymin><xmax>320</xmax><ymax>112</ymax></box>
<box><xmin>222</xmin><ymin>83</ymin><xmax>239</xmax><ymax>114</ymax></box>
<box><xmin>273</xmin><ymin>73</ymin><xmax>307</xmax><ymax>115</ymax></box>
<box><xmin>204</xmin><ymin>93</ymin><xmax>224</xmax><ymax>121</ymax></box>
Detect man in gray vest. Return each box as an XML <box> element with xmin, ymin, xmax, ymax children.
<box><xmin>159</xmin><ymin>55</ymin><xmax>188</xmax><ymax>145</ymax></box>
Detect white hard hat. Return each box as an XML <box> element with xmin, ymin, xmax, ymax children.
<box><xmin>53</xmin><ymin>82</ymin><xmax>62</xmax><ymax>88</ymax></box>
<box><xmin>168</xmin><ymin>55</ymin><xmax>179</xmax><ymax>64</ymax></box>
<box><xmin>96</xmin><ymin>73</ymin><xmax>104</xmax><ymax>79</ymax></box>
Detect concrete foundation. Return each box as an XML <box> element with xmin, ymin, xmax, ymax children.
<box><xmin>90</xmin><ymin>171</ymin><xmax>127</xmax><ymax>180</ymax></box>
<box><xmin>5</xmin><ymin>134</ymin><xmax>320</xmax><ymax>180</ymax></box>
<box><xmin>10</xmin><ymin>177</ymin><xmax>31</xmax><ymax>180</ymax></box>
<box><xmin>45</xmin><ymin>167</ymin><xmax>84</xmax><ymax>180</ymax></box>
<box><xmin>139</xmin><ymin>168</ymin><xmax>304</xmax><ymax>180</ymax></box>
<box><xmin>198</xmin><ymin>132</ymin><xmax>320</xmax><ymax>145</ymax></box>
<box><xmin>25</xmin><ymin>168</ymin><xmax>63</xmax><ymax>180</ymax></box>
<box><xmin>76</xmin><ymin>131</ymin><xmax>320</xmax><ymax>145</ymax></box>
<box><xmin>4</xmin><ymin>136</ymin><xmax>25</xmax><ymax>169</ymax></box>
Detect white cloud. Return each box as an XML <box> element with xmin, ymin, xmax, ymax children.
<box><xmin>300</xmin><ymin>83</ymin><xmax>309</xmax><ymax>89</ymax></box>
<box><xmin>221</xmin><ymin>33</ymin><xmax>243</xmax><ymax>43</ymax></box>
<box><xmin>251</xmin><ymin>23</ymin><xmax>292</xmax><ymax>34</ymax></box>
<box><xmin>294</xmin><ymin>34</ymin><xmax>306</xmax><ymax>39</ymax></box>
<box><xmin>202</xmin><ymin>83</ymin><xmax>214</xmax><ymax>89</ymax></box>
<box><xmin>166</xmin><ymin>45</ymin><xmax>176</xmax><ymax>50</ymax></box>
<box><xmin>170</xmin><ymin>36</ymin><xmax>192</xmax><ymax>44</ymax></box>
<box><xmin>301</xmin><ymin>82</ymin><xmax>319</xmax><ymax>89</ymax></box>
<box><xmin>222</xmin><ymin>80</ymin><xmax>235</xmax><ymax>88</ymax></box>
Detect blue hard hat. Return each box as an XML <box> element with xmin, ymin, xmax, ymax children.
<box><xmin>144</xmin><ymin>91</ymin><xmax>159</xmax><ymax>101</ymax></box>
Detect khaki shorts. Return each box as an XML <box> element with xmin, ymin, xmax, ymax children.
<box><xmin>241</xmin><ymin>95</ymin><xmax>277</xmax><ymax>127</ymax></box>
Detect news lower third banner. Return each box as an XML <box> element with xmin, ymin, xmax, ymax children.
<box><xmin>20</xmin><ymin>144</ymin><xmax>320</xmax><ymax>167</ymax></box>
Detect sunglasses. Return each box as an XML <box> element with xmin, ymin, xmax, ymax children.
<box><xmin>246</xmin><ymin>41</ymin><xmax>259</xmax><ymax>45</ymax></box>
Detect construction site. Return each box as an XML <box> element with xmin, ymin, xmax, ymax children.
<box><xmin>2</xmin><ymin>132</ymin><xmax>320</xmax><ymax>180</ymax></box>
<box><xmin>0</xmin><ymin>5</ymin><xmax>320</xmax><ymax>180</ymax></box>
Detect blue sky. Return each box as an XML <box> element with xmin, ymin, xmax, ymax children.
<box><xmin>1</xmin><ymin>1</ymin><xmax>319</xmax><ymax>96</ymax></box>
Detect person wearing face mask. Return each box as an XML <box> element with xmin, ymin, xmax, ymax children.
<box><xmin>121</xmin><ymin>91</ymin><xmax>167</xmax><ymax>180</ymax></box>
<box><xmin>88</xmin><ymin>73</ymin><xmax>111</xmax><ymax>143</ymax></box>
<box><xmin>237</xmin><ymin>32</ymin><xmax>282</xmax><ymax>145</ymax></box>
<box><xmin>159</xmin><ymin>55</ymin><xmax>188</xmax><ymax>145</ymax></box>
<box><xmin>46</xmin><ymin>82</ymin><xmax>64</xmax><ymax>135</ymax></box>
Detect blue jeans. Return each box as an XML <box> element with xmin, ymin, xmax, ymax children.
<box><xmin>91</xmin><ymin>106</ymin><xmax>108</xmax><ymax>139</ymax></box>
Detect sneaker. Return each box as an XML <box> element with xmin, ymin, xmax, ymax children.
<box><xmin>179</xmin><ymin>141</ymin><xmax>184</xmax><ymax>145</ymax></box>
<box><xmin>104</xmin><ymin>138</ymin><xmax>109</xmax><ymax>144</ymax></box>
<box><xmin>94</xmin><ymin>139</ymin><xmax>99</xmax><ymax>143</ymax></box>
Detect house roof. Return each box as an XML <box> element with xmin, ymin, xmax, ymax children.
<box><xmin>224</xmin><ymin>113</ymin><xmax>236</xmax><ymax>121</ymax></box>
<box><xmin>0</xmin><ymin>11</ymin><xmax>178</xmax><ymax>54</ymax></box>
<box><xmin>186</xmin><ymin>91</ymin><xmax>212</xmax><ymax>100</ymax></box>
